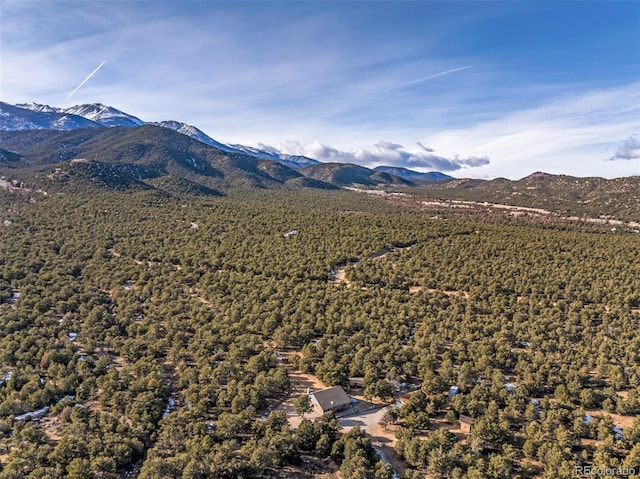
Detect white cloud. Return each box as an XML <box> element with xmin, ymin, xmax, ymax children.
<box><xmin>609</xmin><ymin>135</ymin><xmax>640</xmax><ymax>161</ymax></box>
<box><xmin>263</xmin><ymin>140</ymin><xmax>489</xmax><ymax>172</ymax></box>
<box><xmin>425</xmin><ymin>82</ymin><xmax>640</xmax><ymax>178</ymax></box>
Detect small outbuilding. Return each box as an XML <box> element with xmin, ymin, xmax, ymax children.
<box><xmin>309</xmin><ymin>386</ymin><xmax>351</xmax><ymax>414</ymax></box>
<box><xmin>459</xmin><ymin>414</ymin><xmax>474</xmax><ymax>434</ymax></box>
<box><xmin>448</xmin><ymin>386</ymin><xmax>459</xmax><ymax>399</ymax></box>
<box><xmin>15</xmin><ymin>406</ymin><xmax>49</xmax><ymax>422</ymax></box>
<box><xmin>348</xmin><ymin>377</ymin><xmax>365</xmax><ymax>389</ymax></box>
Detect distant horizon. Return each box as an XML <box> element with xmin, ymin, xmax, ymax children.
<box><xmin>1</xmin><ymin>1</ymin><xmax>638</xmax><ymax>179</ymax></box>
<box><xmin>3</xmin><ymin>98</ymin><xmax>640</xmax><ymax>182</ymax></box>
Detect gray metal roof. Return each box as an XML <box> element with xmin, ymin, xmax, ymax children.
<box><xmin>310</xmin><ymin>386</ymin><xmax>351</xmax><ymax>411</ymax></box>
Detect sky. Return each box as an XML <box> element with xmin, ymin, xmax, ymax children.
<box><xmin>1</xmin><ymin>1</ymin><xmax>639</xmax><ymax>179</ymax></box>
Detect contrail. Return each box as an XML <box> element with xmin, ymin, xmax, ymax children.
<box><xmin>385</xmin><ymin>65</ymin><xmax>473</xmax><ymax>92</ymax></box>
<box><xmin>67</xmin><ymin>61</ymin><xmax>106</xmax><ymax>99</ymax></box>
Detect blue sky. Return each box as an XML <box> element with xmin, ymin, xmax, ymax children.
<box><xmin>1</xmin><ymin>1</ymin><xmax>639</xmax><ymax>178</ymax></box>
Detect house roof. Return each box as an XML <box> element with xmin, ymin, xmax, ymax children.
<box><xmin>310</xmin><ymin>386</ymin><xmax>351</xmax><ymax>411</ymax></box>
<box><xmin>459</xmin><ymin>414</ymin><xmax>474</xmax><ymax>425</ymax></box>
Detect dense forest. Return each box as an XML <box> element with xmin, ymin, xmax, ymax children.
<box><xmin>0</xmin><ymin>185</ymin><xmax>639</xmax><ymax>479</ymax></box>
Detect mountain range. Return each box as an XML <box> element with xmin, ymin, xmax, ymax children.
<box><xmin>3</xmin><ymin>101</ymin><xmax>443</xmax><ymax>180</ymax></box>
<box><xmin>2</xmin><ymin>102</ymin><xmax>324</xmax><ymax>171</ymax></box>
<box><xmin>0</xmin><ymin>101</ymin><xmax>459</xmax><ymax>194</ymax></box>
<box><xmin>1</xmin><ymin>101</ymin><xmax>638</xmax><ymax>222</ymax></box>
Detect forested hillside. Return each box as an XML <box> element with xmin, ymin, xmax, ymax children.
<box><xmin>0</xmin><ymin>187</ymin><xmax>639</xmax><ymax>479</ymax></box>
<box><xmin>412</xmin><ymin>173</ymin><xmax>640</xmax><ymax>222</ymax></box>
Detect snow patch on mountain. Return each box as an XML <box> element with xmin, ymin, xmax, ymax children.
<box><xmin>14</xmin><ymin>102</ymin><xmax>144</xmax><ymax>128</ymax></box>
<box><xmin>228</xmin><ymin>144</ymin><xmax>320</xmax><ymax>169</ymax></box>
<box><xmin>153</xmin><ymin>121</ymin><xmax>240</xmax><ymax>153</ymax></box>
<box><xmin>16</xmin><ymin>103</ymin><xmax>60</xmax><ymax>113</ymax></box>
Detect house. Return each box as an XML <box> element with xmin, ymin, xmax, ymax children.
<box><xmin>459</xmin><ymin>414</ymin><xmax>474</xmax><ymax>434</ymax></box>
<box><xmin>309</xmin><ymin>386</ymin><xmax>351</xmax><ymax>413</ymax></box>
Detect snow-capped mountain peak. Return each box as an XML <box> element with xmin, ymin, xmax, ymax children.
<box><xmin>16</xmin><ymin>102</ymin><xmax>61</xmax><ymax>113</ymax></box>
<box><xmin>63</xmin><ymin>103</ymin><xmax>145</xmax><ymax>127</ymax></box>
<box><xmin>1</xmin><ymin>102</ymin><xmax>101</xmax><ymax>131</ymax></box>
